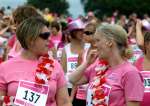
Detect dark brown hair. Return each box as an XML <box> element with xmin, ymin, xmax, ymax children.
<box><xmin>51</xmin><ymin>21</ymin><xmax>60</xmax><ymax>31</ymax></box>
<box><xmin>13</xmin><ymin>5</ymin><xmax>41</xmax><ymax>25</ymax></box>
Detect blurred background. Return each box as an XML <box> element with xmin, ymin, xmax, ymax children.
<box><xmin>0</xmin><ymin>0</ymin><xmax>150</xmax><ymax>18</ymax></box>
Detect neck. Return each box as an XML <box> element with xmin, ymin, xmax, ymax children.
<box><xmin>145</xmin><ymin>53</ymin><xmax>150</xmax><ymax>61</ymax></box>
<box><xmin>71</xmin><ymin>39</ymin><xmax>83</xmax><ymax>45</ymax></box>
<box><xmin>21</xmin><ymin>49</ymin><xmax>39</xmax><ymax>61</ymax></box>
<box><xmin>53</xmin><ymin>32</ymin><xmax>58</xmax><ymax>36</ymax></box>
<box><xmin>107</xmin><ymin>50</ymin><xmax>124</xmax><ymax>68</ymax></box>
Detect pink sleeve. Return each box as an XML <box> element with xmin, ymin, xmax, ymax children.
<box><xmin>84</xmin><ymin>63</ymin><xmax>96</xmax><ymax>82</ymax></box>
<box><xmin>55</xmin><ymin>61</ymin><xmax>66</xmax><ymax>89</ymax></box>
<box><xmin>84</xmin><ymin>66</ymin><xmax>92</xmax><ymax>82</ymax></box>
<box><xmin>0</xmin><ymin>64</ymin><xmax>7</xmax><ymax>91</ymax></box>
<box><xmin>134</xmin><ymin>57</ymin><xmax>144</xmax><ymax>71</ymax></box>
<box><xmin>7</xmin><ymin>35</ymin><xmax>16</xmax><ymax>48</ymax></box>
<box><xmin>123</xmin><ymin>70</ymin><xmax>144</xmax><ymax>101</ymax></box>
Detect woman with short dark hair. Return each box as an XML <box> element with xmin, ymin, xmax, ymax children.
<box><xmin>0</xmin><ymin>17</ymin><xmax>71</xmax><ymax>106</ymax></box>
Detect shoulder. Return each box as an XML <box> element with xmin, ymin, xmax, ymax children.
<box><xmin>0</xmin><ymin>58</ymin><xmax>19</xmax><ymax>77</ymax></box>
<box><xmin>111</xmin><ymin>62</ymin><xmax>141</xmax><ymax>79</ymax></box>
<box><xmin>134</xmin><ymin>56</ymin><xmax>144</xmax><ymax>70</ymax></box>
<box><xmin>0</xmin><ymin>57</ymin><xmax>18</xmax><ymax>68</ymax></box>
<box><xmin>121</xmin><ymin>62</ymin><xmax>142</xmax><ymax>81</ymax></box>
<box><xmin>122</xmin><ymin>62</ymin><xmax>139</xmax><ymax>72</ymax></box>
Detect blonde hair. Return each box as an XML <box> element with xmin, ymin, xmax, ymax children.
<box><xmin>96</xmin><ymin>24</ymin><xmax>131</xmax><ymax>58</ymax></box>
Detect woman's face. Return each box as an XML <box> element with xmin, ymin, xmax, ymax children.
<box><xmin>83</xmin><ymin>25</ymin><xmax>95</xmax><ymax>43</ymax></box>
<box><xmin>51</xmin><ymin>27</ymin><xmax>58</xmax><ymax>35</ymax></box>
<box><xmin>73</xmin><ymin>29</ymin><xmax>84</xmax><ymax>41</ymax></box>
<box><xmin>29</xmin><ymin>26</ymin><xmax>50</xmax><ymax>56</ymax></box>
<box><xmin>94</xmin><ymin>31</ymin><xmax>111</xmax><ymax>59</ymax></box>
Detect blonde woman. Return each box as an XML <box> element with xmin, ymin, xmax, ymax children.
<box><xmin>69</xmin><ymin>24</ymin><xmax>144</xmax><ymax>106</ymax></box>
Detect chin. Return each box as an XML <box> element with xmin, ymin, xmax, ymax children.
<box><xmin>99</xmin><ymin>54</ymin><xmax>107</xmax><ymax>60</ymax></box>
<box><xmin>40</xmin><ymin>50</ymin><xmax>48</xmax><ymax>56</ymax></box>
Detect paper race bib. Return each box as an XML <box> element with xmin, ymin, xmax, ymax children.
<box><xmin>14</xmin><ymin>80</ymin><xmax>49</xmax><ymax>106</ymax></box>
<box><xmin>86</xmin><ymin>84</ymin><xmax>111</xmax><ymax>106</ymax></box>
<box><xmin>141</xmin><ymin>71</ymin><xmax>150</xmax><ymax>92</ymax></box>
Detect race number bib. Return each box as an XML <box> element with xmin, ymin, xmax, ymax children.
<box><xmin>70</xmin><ymin>62</ymin><xmax>77</xmax><ymax>70</ymax></box>
<box><xmin>67</xmin><ymin>57</ymin><xmax>78</xmax><ymax>73</ymax></box>
<box><xmin>141</xmin><ymin>71</ymin><xmax>150</xmax><ymax>92</ymax></box>
<box><xmin>14</xmin><ymin>80</ymin><xmax>49</xmax><ymax>106</ymax></box>
<box><xmin>86</xmin><ymin>84</ymin><xmax>111</xmax><ymax>106</ymax></box>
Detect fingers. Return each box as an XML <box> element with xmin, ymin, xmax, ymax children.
<box><xmin>87</xmin><ymin>49</ymin><xmax>98</xmax><ymax>64</ymax></box>
<box><xmin>136</xmin><ymin>19</ymin><xmax>142</xmax><ymax>29</ymax></box>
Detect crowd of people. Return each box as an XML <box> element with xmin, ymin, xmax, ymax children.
<box><xmin>0</xmin><ymin>4</ymin><xmax>150</xmax><ymax>106</ymax></box>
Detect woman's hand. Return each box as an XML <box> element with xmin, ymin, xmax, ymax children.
<box><xmin>136</xmin><ymin>19</ymin><xmax>142</xmax><ymax>30</ymax></box>
<box><xmin>0</xmin><ymin>91</ymin><xmax>6</xmax><ymax>106</ymax></box>
<box><xmin>56</xmin><ymin>86</ymin><xmax>72</xmax><ymax>106</ymax></box>
<box><xmin>127</xmin><ymin>101</ymin><xmax>140</xmax><ymax>106</ymax></box>
<box><xmin>86</xmin><ymin>49</ymin><xmax>98</xmax><ymax>65</ymax></box>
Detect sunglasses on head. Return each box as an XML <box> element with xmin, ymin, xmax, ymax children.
<box><xmin>39</xmin><ymin>32</ymin><xmax>50</xmax><ymax>40</ymax></box>
<box><xmin>84</xmin><ymin>31</ymin><xmax>94</xmax><ymax>36</ymax></box>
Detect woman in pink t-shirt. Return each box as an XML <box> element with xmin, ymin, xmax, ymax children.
<box><xmin>6</xmin><ymin>6</ymin><xmax>43</xmax><ymax>60</ymax></box>
<box><xmin>134</xmin><ymin>31</ymin><xmax>150</xmax><ymax>106</ymax></box>
<box><xmin>0</xmin><ymin>17</ymin><xmax>71</xmax><ymax>106</ymax></box>
<box><xmin>61</xmin><ymin>19</ymin><xmax>87</xmax><ymax>106</ymax></box>
<box><xmin>69</xmin><ymin>24</ymin><xmax>144</xmax><ymax>106</ymax></box>
<box><xmin>49</xmin><ymin>21</ymin><xmax>62</xmax><ymax>49</ymax></box>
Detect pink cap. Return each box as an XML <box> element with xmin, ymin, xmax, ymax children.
<box><xmin>67</xmin><ymin>17</ymin><xmax>73</xmax><ymax>23</ymax></box>
<box><xmin>68</xmin><ymin>19</ymin><xmax>85</xmax><ymax>31</ymax></box>
<box><xmin>142</xmin><ymin>20</ymin><xmax>150</xmax><ymax>31</ymax></box>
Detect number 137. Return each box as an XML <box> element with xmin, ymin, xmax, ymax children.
<box><xmin>23</xmin><ymin>90</ymin><xmax>40</xmax><ymax>103</ymax></box>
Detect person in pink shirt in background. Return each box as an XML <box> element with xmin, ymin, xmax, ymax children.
<box><xmin>48</xmin><ymin>21</ymin><xmax>62</xmax><ymax>59</ymax></box>
<box><xmin>69</xmin><ymin>24</ymin><xmax>144</xmax><ymax>106</ymax></box>
<box><xmin>61</xmin><ymin>19</ymin><xmax>89</xmax><ymax>106</ymax></box>
<box><xmin>134</xmin><ymin>20</ymin><xmax>150</xmax><ymax>105</ymax></box>
<box><xmin>0</xmin><ymin>17</ymin><xmax>71</xmax><ymax>106</ymax></box>
<box><xmin>6</xmin><ymin>6</ymin><xmax>42</xmax><ymax>59</ymax></box>
<box><xmin>49</xmin><ymin>21</ymin><xmax>62</xmax><ymax>49</ymax></box>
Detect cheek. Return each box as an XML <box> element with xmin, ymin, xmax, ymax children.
<box><xmin>84</xmin><ymin>36</ymin><xmax>90</xmax><ymax>40</ymax></box>
<box><xmin>146</xmin><ymin>46</ymin><xmax>150</xmax><ymax>52</ymax></box>
<box><xmin>34</xmin><ymin>40</ymin><xmax>48</xmax><ymax>51</ymax></box>
<box><xmin>77</xmin><ymin>34</ymin><xmax>83</xmax><ymax>40</ymax></box>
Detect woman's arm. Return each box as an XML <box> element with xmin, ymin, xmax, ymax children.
<box><xmin>0</xmin><ymin>91</ymin><xmax>6</xmax><ymax>106</ymax></box>
<box><xmin>56</xmin><ymin>86</ymin><xmax>72</xmax><ymax>106</ymax></box>
<box><xmin>0</xmin><ymin>27</ymin><xmax>9</xmax><ymax>36</ymax></box>
<box><xmin>69</xmin><ymin>62</ymin><xmax>88</xmax><ymax>85</ymax></box>
<box><xmin>127</xmin><ymin>101</ymin><xmax>140</xmax><ymax>106</ymax></box>
<box><xmin>60</xmin><ymin>49</ymin><xmax>67</xmax><ymax>73</ymax></box>
<box><xmin>136</xmin><ymin>19</ymin><xmax>144</xmax><ymax>50</ymax></box>
<box><xmin>70</xmin><ymin>86</ymin><xmax>77</xmax><ymax>102</ymax></box>
<box><xmin>69</xmin><ymin>49</ymin><xmax>97</xmax><ymax>85</ymax></box>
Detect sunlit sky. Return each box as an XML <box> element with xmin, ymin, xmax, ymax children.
<box><xmin>0</xmin><ymin>0</ymin><xmax>85</xmax><ymax>18</ymax></box>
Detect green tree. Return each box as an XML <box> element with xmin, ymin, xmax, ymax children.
<box><xmin>82</xmin><ymin>0</ymin><xmax>150</xmax><ymax>18</ymax></box>
<box><xmin>27</xmin><ymin>0</ymin><xmax>69</xmax><ymax>15</ymax></box>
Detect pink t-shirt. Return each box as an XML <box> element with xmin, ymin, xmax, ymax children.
<box><xmin>7</xmin><ymin>40</ymin><xmax>22</xmax><ymax>59</ymax></box>
<box><xmin>134</xmin><ymin>57</ymin><xmax>150</xmax><ymax>106</ymax></box>
<box><xmin>85</xmin><ymin>61</ymin><xmax>144</xmax><ymax>106</ymax></box>
<box><xmin>49</xmin><ymin>32</ymin><xmax>62</xmax><ymax>49</ymax></box>
<box><xmin>7</xmin><ymin>34</ymin><xmax>16</xmax><ymax>48</ymax></box>
<box><xmin>0</xmin><ymin>55</ymin><xmax>66</xmax><ymax>106</ymax></box>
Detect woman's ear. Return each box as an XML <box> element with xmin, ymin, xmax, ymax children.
<box><xmin>106</xmin><ymin>40</ymin><xmax>113</xmax><ymax>47</ymax></box>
